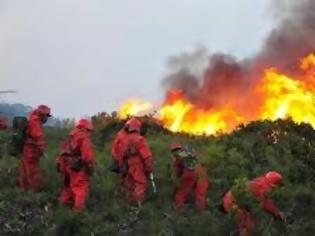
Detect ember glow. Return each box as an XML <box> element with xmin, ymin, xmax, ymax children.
<box><xmin>118</xmin><ymin>54</ymin><xmax>315</xmax><ymax>135</ymax></box>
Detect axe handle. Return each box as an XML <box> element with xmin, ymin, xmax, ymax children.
<box><xmin>149</xmin><ymin>173</ymin><xmax>157</xmax><ymax>193</ymax></box>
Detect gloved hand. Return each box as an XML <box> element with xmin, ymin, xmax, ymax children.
<box><xmin>274</xmin><ymin>211</ymin><xmax>284</xmax><ymax>221</ymax></box>
<box><xmin>56</xmin><ymin>162</ymin><xmax>61</xmax><ymax>173</ymax></box>
<box><xmin>279</xmin><ymin>212</ymin><xmax>284</xmax><ymax>219</ymax></box>
<box><xmin>109</xmin><ymin>157</ymin><xmax>120</xmax><ymax>173</ymax></box>
<box><xmin>144</xmin><ymin>159</ymin><xmax>154</xmax><ymax>173</ymax></box>
<box><xmin>38</xmin><ymin>146</ymin><xmax>45</xmax><ymax>157</ymax></box>
<box><xmin>86</xmin><ymin>163</ymin><xmax>94</xmax><ymax>176</ymax></box>
<box><xmin>71</xmin><ymin>159</ymin><xmax>84</xmax><ymax>172</ymax></box>
<box><xmin>218</xmin><ymin>201</ymin><xmax>227</xmax><ymax>214</ymax></box>
<box><xmin>120</xmin><ymin>162</ymin><xmax>128</xmax><ymax>176</ymax></box>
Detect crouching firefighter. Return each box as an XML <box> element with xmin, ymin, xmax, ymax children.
<box><xmin>56</xmin><ymin>119</ymin><xmax>95</xmax><ymax>211</ymax></box>
<box><xmin>170</xmin><ymin>143</ymin><xmax>209</xmax><ymax>213</ymax></box>
<box><xmin>221</xmin><ymin>171</ymin><xmax>284</xmax><ymax>236</ymax></box>
<box><xmin>120</xmin><ymin>118</ymin><xmax>154</xmax><ymax>205</ymax></box>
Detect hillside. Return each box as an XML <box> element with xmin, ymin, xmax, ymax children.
<box><xmin>0</xmin><ymin>103</ymin><xmax>32</xmax><ymax>120</ymax></box>
<box><xmin>0</xmin><ymin>119</ymin><xmax>315</xmax><ymax>235</ymax></box>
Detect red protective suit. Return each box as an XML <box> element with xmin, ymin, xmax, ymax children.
<box><xmin>120</xmin><ymin>132</ymin><xmax>153</xmax><ymax>204</ymax></box>
<box><xmin>111</xmin><ymin>128</ymin><xmax>128</xmax><ymax>169</ymax></box>
<box><xmin>57</xmin><ymin>127</ymin><xmax>94</xmax><ymax>211</ymax></box>
<box><xmin>19</xmin><ymin>111</ymin><xmax>45</xmax><ymax>191</ymax></box>
<box><xmin>111</xmin><ymin>128</ymin><xmax>128</xmax><ymax>196</ymax></box>
<box><xmin>222</xmin><ymin>174</ymin><xmax>283</xmax><ymax>236</ymax></box>
<box><xmin>173</xmin><ymin>157</ymin><xmax>209</xmax><ymax>213</ymax></box>
<box><xmin>0</xmin><ymin>116</ymin><xmax>7</xmax><ymax>130</ymax></box>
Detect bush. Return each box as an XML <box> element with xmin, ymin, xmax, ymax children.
<box><xmin>0</xmin><ymin>119</ymin><xmax>315</xmax><ymax>235</ymax></box>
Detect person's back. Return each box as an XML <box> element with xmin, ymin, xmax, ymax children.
<box><xmin>69</xmin><ymin>127</ymin><xmax>94</xmax><ymax>163</ymax></box>
<box><xmin>112</xmin><ymin>128</ymin><xmax>128</xmax><ymax>168</ymax></box>
<box><xmin>24</xmin><ymin>111</ymin><xmax>45</xmax><ymax>161</ymax></box>
<box><xmin>122</xmin><ymin>132</ymin><xmax>152</xmax><ymax>166</ymax></box>
<box><xmin>247</xmin><ymin>172</ymin><xmax>283</xmax><ymax>219</ymax></box>
<box><xmin>247</xmin><ymin>176</ymin><xmax>272</xmax><ymax>198</ymax></box>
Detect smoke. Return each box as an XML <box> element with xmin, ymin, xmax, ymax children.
<box><xmin>162</xmin><ymin>46</ymin><xmax>209</xmax><ymax>99</ymax></box>
<box><xmin>162</xmin><ymin>0</ymin><xmax>315</xmax><ymax>112</ymax></box>
<box><xmin>256</xmin><ymin>0</ymin><xmax>315</xmax><ymax>72</ymax></box>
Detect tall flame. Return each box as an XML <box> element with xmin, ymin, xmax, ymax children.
<box><xmin>118</xmin><ymin>54</ymin><xmax>315</xmax><ymax>135</ymax></box>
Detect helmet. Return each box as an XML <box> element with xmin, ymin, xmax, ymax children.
<box><xmin>170</xmin><ymin>142</ymin><xmax>182</xmax><ymax>151</ymax></box>
<box><xmin>35</xmin><ymin>105</ymin><xmax>51</xmax><ymax>117</ymax></box>
<box><xmin>127</xmin><ymin>118</ymin><xmax>141</xmax><ymax>133</ymax></box>
<box><xmin>265</xmin><ymin>171</ymin><xmax>283</xmax><ymax>186</ymax></box>
<box><xmin>76</xmin><ymin>119</ymin><xmax>93</xmax><ymax>131</ymax></box>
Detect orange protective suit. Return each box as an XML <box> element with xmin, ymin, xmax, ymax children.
<box><xmin>222</xmin><ymin>172</ymin><xmax>283</xmax><ymax>236</ymax></box>
<box><xmin>173</xmin><ymin>157</ymin><xmax>209</xmax><ymax>213</ymax></box>
<box><xmin>57</xmin><ymin>119</ymin><xmax>94</xmax><ymax>211</ymax></box>
<box><xmin>120</xmin><ymin>118</ymin><xmax>153</xmax><ymax>204</ymax></box>
<box><xmin>19</xmin><ymin>107</ymin><xmax>50</xmax><ymax>191</ymax></box>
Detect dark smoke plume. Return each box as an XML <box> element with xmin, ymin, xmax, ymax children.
<box><xmin>162</xmin><ymin>0</ymin><xmax>315</xmax><ymax>111</ymax></box>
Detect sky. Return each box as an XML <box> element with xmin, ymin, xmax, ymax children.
<box><xmin>0</xmin><ymin>0</ymin><xmax>273</xmax><ymax>118</ymax></box>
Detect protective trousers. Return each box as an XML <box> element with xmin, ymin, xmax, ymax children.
<box><xmin>59</xmin><ymin>162</ymin><xmax>89</xmax><ymax>211</ymax></box>
<box><xmin>19</xmin><ymin>145</ymin><xmax>42</xmax><ymax>191</ymax></box>
<box><xmin>124</xmin><ymin>162</ymin><xmax>148</xmax><ymax>204</ymax></box>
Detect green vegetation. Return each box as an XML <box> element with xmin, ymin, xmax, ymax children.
<box><xmin>1</xmin><ymin>119</ymin><xmax>315</xmax><ymax>235</ymax></box>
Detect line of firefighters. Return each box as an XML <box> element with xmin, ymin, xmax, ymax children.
<box><xmin>16</xmin><ymin>105</ymin><xmax>285</xmax><ymax>235</ymax></box>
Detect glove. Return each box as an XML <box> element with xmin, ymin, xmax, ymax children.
<box><xmin>38</xmin><ymin>146</ymin><xmax>45</xmax><ymax>157</ymax></box>
<box><xmin>109</xmin><ymin>158</ymin><xmax>120</xmax><ymax>173</ymax></box>
<box><xmin>55</xmin><ymin>157</ymin><xmax>61</xmax><ymax>173</ymax></box>
<box><xmin>144</xmin><ymin>159</ymin><xmax>154</xmax><ymax>173</ymax></box>
<box><xmin>86</xmin><ymin>164</ymin><xmax>94</xmax><ymax>176</ymax></box>
<box><xmin>56</xmin><ymin>162</ymin><xmax>61</xmax><ymax>173</ymax></box>
<box><xmin>71</xmin><ymin>159</ymin><xmax>84</xmax><ymax>172</ymax></box>
<box><xmin>218</xmin><ymin>201</ymin><xmax>227</xmax><ymax>214</ymax></box>
<box><xmin>277</xmin><ymin>212</ymin><xmax>285</xmax><ymax>221</ymax></box>
<box><xmin>120</xmin><ymin>162</ymin><xmax>128</xmax><ymax>176</ymax></box>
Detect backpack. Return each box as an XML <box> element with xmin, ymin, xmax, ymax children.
<box><xmin>119</xmin><ymin>137</ymin><xmax>139</xmax><ymax>175</ymax></box>
<box><xmin>179</xmin><ymin>147</ymin><xmax>199</xmax><ymax>171</ymax></box>
<box><xmin>8</xmin><ymin>116</ymin><xmax>28</xmax><ymax>157</ymax></box>
<box><xmin>122</xmin><ymin>138</ymin><xmax>138</xmax><ymax>159</ymax></box>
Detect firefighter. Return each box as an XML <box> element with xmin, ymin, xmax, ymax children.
<box><xmin>19</xmin><ymin>105</ymin><xmax>51</xmax><ymax>192</ymax></box>
<box><xmin>56</xmin><ymin>119</ymin><xmax>95</xmax><ymax>211</ymax></box>
<box><xmin>170</xmin><ymin>143</ymin><xmax>209</xmax><ymax>213</ymax></box>
<box><xmin>120</xmin><ymin>118</ymin><xmax>154</xmax><ymax>204</ymax></box>
<box><xmin>111</xmin><ymin>121</ymin><xmax>130</xmax><ymax>173</ymax></box>
<box><xmin>0</xmin><ymin>115</ymin><xmax>7</xmax><ymax>130</ymax></box>
<box><xmin>110</xmin><ymin>121</ymin><xmax>130</xmax><ymax>196</ymax></box>
<box><xmin>222</xmin><ymin>171</ymin><xmax>284</xmax><ymax>236</ymax></box>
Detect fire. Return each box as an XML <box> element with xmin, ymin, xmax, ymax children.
<box><xmin>118</xmin><ymin>99</ymin><xmax>154</xmax><ymax>119</ymax></box>
<box><xmin>118</xmin><ymin>54</ymin><xmax>315</xmax><ymax>135</ymax></box>
<box><xmin>300</xmin><ymin>53</ymin><xmax>315</xmax><ymax>70</ymax></box>
<box><xmin>159</xmin><ymin>90</ymin><xmax>245</xmax><ymax>135</ymax></box>
<box><xmin>258</xmin><ymin>69</ymin><xmax>315</xmax><ymax>127</ymax></box>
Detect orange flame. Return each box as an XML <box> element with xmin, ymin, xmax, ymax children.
<box><xmin>159</xmin><ymin>90</ymin><xmax>245</xmax><ymax>135</ymax></box>
<box><xmin>118</xmin><ymin>54</ymin><xmax>315</xmax><ymax>135</ymax></box>
<box><xmin>118</xmin><ymin>99</ymin><xmax>154</xmax><ymax>119</ymax></box>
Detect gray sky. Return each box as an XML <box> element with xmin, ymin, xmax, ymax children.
<box><xmin>0</xmin><ymin>0</ymin><xmax>272</xmax><ymax>118</ymax></box>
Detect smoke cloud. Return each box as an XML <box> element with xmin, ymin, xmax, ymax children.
<box><xmin>163</xmin><ymin>0</ymin><xmax>315</xmax><ymax>112</ymax></box>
